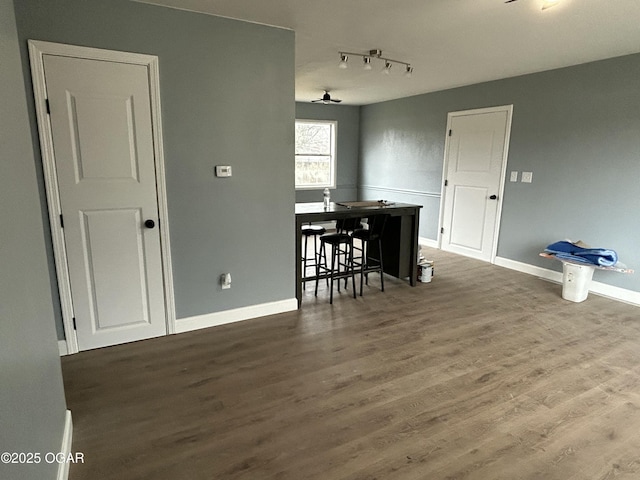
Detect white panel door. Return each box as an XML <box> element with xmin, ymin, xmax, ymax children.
<box><xmin>43</xmin><ymin>54</ymin><xmax>167</xmax><ymax>350</ymax></box>
<box><xmin>441</xmin><ymin>107</ymin><xmax>512</xmax><ymax>262</ymax></box>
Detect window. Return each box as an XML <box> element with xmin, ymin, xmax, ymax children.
<box><xmin>295</xmin><ymin>120</ymin><xmax>337</xmax><ymax>189</ymax></box>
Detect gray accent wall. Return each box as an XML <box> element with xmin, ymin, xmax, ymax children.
<box><xmin>360</xmin><ymin>53</ymin><xmax>640</xmax><ymax>292</ymax></box>
<box><xmin>360</xmin><ymin>97</ymin><xmax>446</xmax><ymax>241</ymax></box>
<box><xmin>295</xmin><ymin>102</ymin><xmax>360</xmax><ymax>203</ymax></box>
<box><xmin>0</xmin><ymin>0</ymin><xmax>68</xmax><ymax>477</ymax></box>
<box><xmin>14</xmin><ymin>0</ymin><xmax>295</xmax><ymax>335</ymax></box>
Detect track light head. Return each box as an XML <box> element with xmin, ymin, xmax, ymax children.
<box><xmin>338</xmin><ymin>50</ymin><xmax>413</xmax><ymax>78</ymax></box>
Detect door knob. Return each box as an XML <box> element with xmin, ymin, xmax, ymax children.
<box><xmin>144</xmin><ymin>219</ymin><xmax>156</xmax><ymax>229</ymax></box>
<box><xmin>489</xmin><ymin>195</ymin><xmax>498</xmax><ymax>200</ymax></box>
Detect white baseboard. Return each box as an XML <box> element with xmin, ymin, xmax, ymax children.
<box><xmin>57</xmin><ymin>410</ymin><xmax>73</xmax><ymax>480</ymax></box>
<box><xmin>495</xmin><ymin>256</ymin><xmax>640</xmax><ymax>306</ymax></box>
<box><xmin>58</xmin><ymin>300</ymin><xmax>299</xmax><ymax>354</ymax></box>
<box><xmin>419</xmin><ymin>237</ymin><xmax>438</xmax><ymax>249</ymax></box>
<box><xmin>587</xmin><ymin>279</ymin><xmax>640</xmax><ymax>306</ymax></box>
<box><xmin>494</xmin><ymin>256</ymin><xmax>564</xmax><ymax>283</ymax></box>
<box><xmin>176</xmin><ymin>298</ymin><xmax>298</xmax><ymax>333</ymax></box>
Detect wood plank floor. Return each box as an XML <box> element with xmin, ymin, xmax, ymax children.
<box><xmin>62</xmin><ymin>247</ymin><xmax>640</xmax><ymax>480</ymax></box>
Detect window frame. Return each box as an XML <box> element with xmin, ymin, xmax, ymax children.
<box><xmin>294</xmin><ymin>119</ymin><xmax>337</xmax><ymax>190</ymax></box>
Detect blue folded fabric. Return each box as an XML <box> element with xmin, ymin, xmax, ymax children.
<box><xmin>551</xmin><ymin>252</ymin><xmax>598</xmax><ymax>265</ymax></box>
<box><xmin>545</xmin><ymin>241</ymin><xmax>618</xmax><ymax>267</ymax></box>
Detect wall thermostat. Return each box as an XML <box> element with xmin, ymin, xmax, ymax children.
<box><xmin>215</xmin><ymin>165</ymin><xmax>232</xmax><ymax>177</ymax></box>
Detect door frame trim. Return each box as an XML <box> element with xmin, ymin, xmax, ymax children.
<box><xmin>437</xmin><ymin>104</ymin><xmax>514</xmax><ymax>263</ymax></box>
<box><xmin>28</xmin><ymin>40</ymin><xmax>176</xmax><ymax>354</ymax></box>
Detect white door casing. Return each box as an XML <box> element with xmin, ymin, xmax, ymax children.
<box><xmin>439</xmin><ymin>105</ymin><xmax>513</xmax><ymax>263</ymax></box>
<box><xmin>29</xmin><ymin>41</ymin><xmax>175</xmax><ymax>353</ymax></box>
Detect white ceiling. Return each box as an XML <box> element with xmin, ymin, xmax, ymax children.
<box><xmin>139</xmin><ymin>0</ymin><xmax>640</xmax><ymax>105</ymax></box>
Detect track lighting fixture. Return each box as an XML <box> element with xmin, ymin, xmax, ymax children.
<box><xmin>505</xmin><ymin>0</ymin><xmax>560</xmax><ymax>10</ymax></box>
<box><xmin>337</xmin><ymin>49</ymin><xmax>413</xmax><ymax>77</ymax></box>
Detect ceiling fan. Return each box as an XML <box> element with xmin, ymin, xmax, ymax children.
<box><xmin>311</xmin><ymin>91</ymin><xmax>342</xmax><ymax>105</ymax></box>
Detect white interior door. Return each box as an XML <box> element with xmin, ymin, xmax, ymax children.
<box><xmin>440</xmin><ymin>106</ymin><xmax>512</xmax><ymax>262</ymax></box>
<box><xmin>42</xmin><ymin>54</ymin><xmax>168</xmax><ymax>351</ymax></box>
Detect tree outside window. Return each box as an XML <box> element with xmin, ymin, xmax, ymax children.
<box><xmin>295</xmin><ymin>120</ymin><xmax>336</xmax><ymax>189</ymax></box>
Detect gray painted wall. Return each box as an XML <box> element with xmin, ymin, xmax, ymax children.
<box><xmin>0</xmin><ymin>0</ymin><xmax>68</xmax><ymax>477</ymax></box>
<box><xmin>360</xmin><ymin>53</ymin><xmax>640</xmax><ymax>292</ymax></box>
<box><xmin>14</xmin><ymin>0</ymin><xmax>295</xmax><ymax>337</ymax></box>
<box><xmin>295</xmin><ymin>102</ymin><xmax>360</xmax><ymax>203</ymax></box>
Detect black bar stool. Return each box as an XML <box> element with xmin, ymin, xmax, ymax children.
<box><xmin>336</xmin><ymin>217</ymin><xmax>363</xmax><ymax>234</ymax></box>
<box><xmin>336</xmin><ymin>217</ymin><xmax>362</xmax><ymax>281</ymax></box>
<box><xmin>301</xmin><ymin>224</ymin><xmax>326</xmax><ymax>286</ymax></box>
<box><xmin>315</xmin><ymin>232</ymin><xmax>356</xmax><ymax>304</ymax></box>
<box><xmin>351</xmin><ymin>215</ymin><xmax>389</xmax><ymax>296</ymax></box>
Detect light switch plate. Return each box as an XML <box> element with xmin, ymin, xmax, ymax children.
<box><xmin>510</xmin><ymin>171</ymin><xmax>518</xmax><ymax>182</ymax></box>
<box><xmin>521</xmin><ymin>171</ymin><xmax>533</xmax><ymax>183</ymax></box>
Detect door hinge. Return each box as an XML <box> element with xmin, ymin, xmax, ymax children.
<box><xmin>59</xmin><ymin>214</ymin><xmax>64</xmax><ymax>228</ymax></box>
<box><xmin>441</xmin><ymin>227</ymin><xmax>445</xmax><ymax>234</ymax></box>
<box><xmin>448</xmin><ymin>129</ymin><xmax>452</xmax><ymax>136</ymax></box>
<box><xmin>72</xmin><ymin>317</ymin><xmax>77</xmax><ymax>330</ymax></box>
<box><xmin>46</xmin><ymin>99</ymin><xmax>51</xmax><ymax>115</ymax></box>
<box><xmin>444</xmin><ymin>179</ymin><xmax>448</xmax><ymax>187</ymax></box>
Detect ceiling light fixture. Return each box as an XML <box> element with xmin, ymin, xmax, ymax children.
<box><xmin>505</xmin><ymin>0</ymin><xmax>560</xmax><ymax>10</ymax></box>
<box><xmin>338</xmin><ymin>49</ymin><xmax>413</xmax><ymax>77</ymax></box>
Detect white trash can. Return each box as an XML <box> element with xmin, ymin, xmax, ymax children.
<box><xmin>561</xmin><ymin>262</ymin><xmax>595</xmax><ymax>303</ymax></box>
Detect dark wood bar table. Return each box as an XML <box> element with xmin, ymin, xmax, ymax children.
<box><xmin>295</xmin><ymin>201</ymin><xmax>422</xmax><ymax>307</ymax></box>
